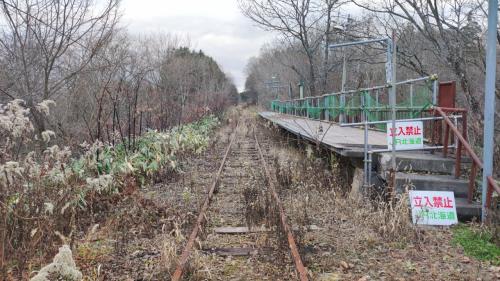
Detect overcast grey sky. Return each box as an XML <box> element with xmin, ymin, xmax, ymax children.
<box><xmin>121</xmin><ymin>0</ymin><xmax>272</xmax><ymax>91</ymax></box>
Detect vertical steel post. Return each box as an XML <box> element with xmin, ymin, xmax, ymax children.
<box><xmin>386</xmin><ymin>38</ymin><xmax>393</xmax><ymax>85</ymax></box>
<box><xmin>328</xmin><ymin>38</ymin><xmax>390</xmax><ymax>124</ymax></box>
<box><xmin>368</xmin><ymin>146</ymin><xmax>373</xmax><ymax>187</ymax></box>
<box><xmin>340</xmin><ymin>54</ymin><xmax>347</xmax><ymax>124</ymax></box>
<box><xmin>453</xmin><ymin>116</ymin><xmax>458</xmax><ymax>150</ymax></box>
<box><xmin>481</xmin><ymin>0</ymin><xmax>498</xmax><ymax>222</ymax></box>
<box><xmin>410</xmin><ymin>83</ymin><xmax>414</xmax><ymax>108</ymax></box>
<box><xmin>432</xmin><ymin>79</ymin><xmax>438</xmax><ymax>106</ymax></box>
<box><xmin>362</xmin><ymin>93</ymin><xmax>368</xmax><ymax>187</ymax></box>
<box><xmin>389</xmin><ymin>35</ymin><xmax>397</xmax><ymax>176</ymax></box>
<box><xmin>324</xmin><ymin>96</ymin><xmax>329</xmax><ymax>121</ymax></box>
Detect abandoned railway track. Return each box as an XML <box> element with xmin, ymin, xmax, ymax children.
<box><xmin>171</xmin><ymin>116</ymin><xmax>309</xmax><ymax>281</ymax></box>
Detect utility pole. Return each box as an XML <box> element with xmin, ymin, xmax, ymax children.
<box><xmin>265</xmin><ymin>76</ymin><xmax>282</xmax><ymax>100</ymax></box>
<box><xmin>329</xmin><ymin>35</ymin><xmax>394</xmax><ymax>191</ymax></box>
<box><xmin>298</xmin><ymin>81</ymin><xmax>304</xmax><ymax>99</ymax></box>
<box><xmin>333</xmin><ymin>22</ymin><xmax>347</xmax><ymax>123</ymax></box>
<box><xmin>481</xmin><ymin>0</ymin><xmax>498</xmax><ymax>222</ymax></box>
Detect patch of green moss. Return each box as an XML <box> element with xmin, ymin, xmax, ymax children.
<box><xmin>452</xmin><ymin>225</ymin><xmax>500</xmax><ymax>264</ymax></box>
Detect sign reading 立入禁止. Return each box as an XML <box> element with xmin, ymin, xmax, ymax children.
<box><xmin>409</xmin><ymin>190</ymin><xmax>458</xmax><ymax>226</ymax></box>
<box><xmin>387</xmin><ymin>121</ymin><xmax>424</xmax><ymax>150</ymax></box>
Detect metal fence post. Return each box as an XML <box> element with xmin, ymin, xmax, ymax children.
<box><xmin>324</xmin><ymin>96</ymin><xmax>329</xmax><ymax>121</ymax></box>
<box><xmin>361</xmin><ymin>92</ymin><xmax>370</xmax><ymax>189</ymax></box>
<box><xmin>389</xmin><ymin>35</ymin><xmax>397</xmax><ymax>177</ymax></box>
<box><xmin>368</xmin><ymin>146</ymin><xmax>373</xmax><ymax>188</ymax></box>
<box><xmin>388</xmin><ymin>34</ymin><xmax>398</xmax><ymax>199</ymax></box>
<box><xmin>432</xmin><ymin>79</ymin><xmax>438</xmax><ymax>106</ymax></box>
<box><xmin>410</xmin><ymin>83</ymin><xmax>414</xmax><ymax>108</ymax></box>
<box><xmin>340</xmin><ymin>54</ymin><xmax>347</xmax><ymax>124</ymax></box>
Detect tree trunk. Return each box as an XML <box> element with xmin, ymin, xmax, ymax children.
<box><xmin>308</xmin><ymin>59</ymin><xmax>317</xmax><ymax>96</ymax></box>
<box><xmin>321</xmin><ymin>4</ymin><xmax>333</xmax><ymax>94</ymax></box>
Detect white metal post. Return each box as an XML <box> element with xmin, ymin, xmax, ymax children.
<box><xmin>432</xmin><ymin>79</ymin><xmax>439</xmax><ymax>106</ymax></box>
<box><xmin>389</xmin><ymin>36</ymin><xmax>397</xmax><ymax>174</ymax></box>
<box><xmin>481</xmin><ymin>0</ymin><xmax>498</xmax><ymax>222</ymax></box>
<box><xmin>362</xmin><ymin>93</ymin><xmax>368</xmax><ymax>187</ymax></box>
<box><xmin>410</xmin><ymin>84</ymin><xmax>414</xmax><ymax>108</ymax></box>
<box><xmin>340</xmin><ymin>54</ymin><xmax>347</xmax><ymax>124</ymax></box>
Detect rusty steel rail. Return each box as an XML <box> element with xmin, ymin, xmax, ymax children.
<box><xmin>435</xmin><ymin>107</ymin><xmax>499</xmax><ymax>210</ymax></box>
<box><xmin>253</xmin><ymin>128</ymin><xmax>309</xmax><ymax>281</ymax></box>
<box><xmin>172</xmin><ymin>121</ymin><xmax>308</xmax><ymax>280</ymax></box>
<box><xmin>435</xmin><ymin>107</ymin><xmax>481</xmax><ymax>202</ymax></box>
<box><xmin>171</xmin><ymin>121</ymin><xmax>238</xmax><ymax>281</ymax></box>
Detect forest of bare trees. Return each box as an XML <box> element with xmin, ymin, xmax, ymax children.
<box><xmin>239</xmin><ymin>0</ymin><xmax>499</xmax><ymax>166</ymax></box>
<box><xmin>0</xmin><ymin>2</ymin><xmax>237</xmax><ymax>274</ymax></box>
<box><xmin>0</xmin><ymin>0</ymin><xmax>238</xmax><ymax>146</ymax></box>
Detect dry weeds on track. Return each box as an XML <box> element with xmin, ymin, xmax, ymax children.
<box><xmin>65</xmin><ymin>107</ymin><xmax>298</xmax><ymax>280</ymax></box>
<box><xmin>46</xmin><ymin>107</ymin><xmax>498</xmax><ymax>280</ymax></box>
<box><xmin>169</xmin><ymin>110</ymin><xmax>300</xmax><ymax>280</ymax></box>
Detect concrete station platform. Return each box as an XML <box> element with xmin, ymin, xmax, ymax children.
<box><xmin>260</xmin><ymin>111</ymin><xmax>387</xmax><ymax>157</ymax></box>
<box><xmin>260</xmin><ymin>111</ymin><xmax>481</xmax><ymax>218</ymax></box>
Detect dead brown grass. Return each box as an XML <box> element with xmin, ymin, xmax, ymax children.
<box><xmin>259</xmin><ymin>118</ymin><xmax>495</xmax><ymax>280</ymax></box>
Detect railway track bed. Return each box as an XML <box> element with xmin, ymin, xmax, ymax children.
<box><xmin>69</xmin><ymin>109</ymin><xmax>497</xmax><ymax>280</ymax></box>
<box><xmin>172</xmin><ymin>114</ymin><xmax>307</xmax><ymax>280</ymax></box>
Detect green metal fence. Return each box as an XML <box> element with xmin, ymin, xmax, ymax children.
<box><xmin>271</xmin><ymin>76</ymin><xmax>438</xmax><ymax>130</ymax></box>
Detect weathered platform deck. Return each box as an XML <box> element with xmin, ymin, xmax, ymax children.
<box><xmin>260</xmin><ymin>111</ymin><xmax>482</xmax><ymax>218</ymax></box>
<box><xmin>260</xmin><ymin>111</ymin><xmax>387</xmax><ymax>157</ymax></box>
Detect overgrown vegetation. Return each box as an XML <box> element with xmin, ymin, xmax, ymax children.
<box><xmin>254</xmin><ymin>121</ymin><xmax>495</xmax><ymax>279</ymax></box>
<box><xmin>453</xmin><ymin>224</ymin><xmax>500</xmax><ymax>265</ymax></box>
<box><xmin>72</xmin><ymin>115</ymin><xmax>220</xmax><ymax>186</ymax></box>
<box><xmin>0</xmin><ymin>99</ymin><xmax>220</xmax><ymax>278</ymax></box>
<box><xmin>269</xmin><ymin>142</ymin><xmax>417</xmax><ymax>245</ymax></box>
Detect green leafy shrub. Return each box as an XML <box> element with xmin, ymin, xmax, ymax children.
<box><xmin>0</xmin><ymin>99</ymin><xmax>219</xmax><ymax>277</ymax></box>
<box><xmin>71</xmin><ymin>115</ymin><xmax>219</xmax><ymax>186</ymax></box>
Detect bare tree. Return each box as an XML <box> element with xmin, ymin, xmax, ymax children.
<box><xmin>0</xmin><ymin>1</ymin><xmax>237</xmax><ymax>148</ymax></box>
<box><xmin>320</xmin><ymin>0</ymin><xmax>339</xmax><ymax>94</ymax></box>
<box><xmin>354</xmin><ymin>0</ymin><xmax>486</xmax><ymax>119</ymax></box>
<box><xmin>244</xmin><ymin>15</ymin><xmax>389</xmax><ymax>106</ymax></box>
<box><xmin>0</xmin><ymin>0</ymin><xmax>119</xmax><ymax>131</ymax></box>
<box><xmin>238</xmin><ymin>0</ymin><xmax>344</xmax><ymax>96</ymax></box>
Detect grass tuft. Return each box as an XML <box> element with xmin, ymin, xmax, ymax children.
<box><xmin>452</xmin><ymin>224</ymin><xmax>500</xmax><ymax>264</ymax></box>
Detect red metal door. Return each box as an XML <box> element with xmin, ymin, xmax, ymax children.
<box><xmin>434</xmin><ymin>81</ymin><xmax>457</xmax><ymax>144</ymax></box>
<box><xmin>438</xmin><ymin>81</ymin><xmax>456</xmax><ymax>108</ymax></box>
